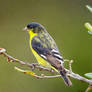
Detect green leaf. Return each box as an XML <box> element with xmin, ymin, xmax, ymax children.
<box><xmin>84</xmin><ymin>73</ymin><xmax>92</xmax><ymax>79</ymax></box>
<box><xmin>86</xmin><ymin>5</ymin><xmax>92</xmax><ymax>13</ymax></box>
<box><xmin>84</xmin><ymin>23</ymin><xmax>92</xmax><ymax>35</ymax></box>
<box><xmin>14</xmin><ymin>66</ymin><xmax>36</xmax><ymax>76</ymax></box>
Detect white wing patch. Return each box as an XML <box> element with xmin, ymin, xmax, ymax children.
<box><xmin>51</xmin><ymin>49</ymin><xmax>59</xmax><ymax>53</ymax></box>
<box><xmin>40</xmin><ymin>49</ymin><xmax>64</xmax><ymax>65</ymax></box>
<box><xmin>54</xmin><ymin>54</ymin><xmax>63</xmax><ymax>59</ymax></box>
<box><xmin>40</xmin><ymin>54</ymin><xmax>47</xmax><ymax>59</ymax></box>
<box><xmin>51</xmin><ymin>49</ymin><xmax>64</xmax><ymax>64</ymax></box>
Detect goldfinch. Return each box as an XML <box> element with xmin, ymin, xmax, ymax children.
<box><xmin>24</xmin><ymin>22</ymin><xmax>72</xmax><ymax>86</ymax></box>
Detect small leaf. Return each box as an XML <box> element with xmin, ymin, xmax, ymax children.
<box><xmin>88</xmin><ymin>31</ymin><xmax>92</xmax><ymax>35</ymax></box>
<box><xmin>86</xmin><ymin>5</ymin><xmax>92</xmax><ymax>13</ymax></box>
<box><xmin>84</xmin><ymin>73</ymin><xmax>92</xmax><ymax>79</ymax></box>
<box><xmin>85</xmin><ymin>85</ymin><xmax>92</xmax><ymax>92</ymax></box>
<box><xmin>14</xmin><ymin>66</ymin><xmax>35</xmax><ymax>76</ymax></box>
<box><xmin>84</xmin><ymin>23</ymin><xmax>92</xmax><ymax>35</ymax></box>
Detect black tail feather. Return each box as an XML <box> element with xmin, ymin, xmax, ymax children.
<box><xmin>60</xmin><ymin>69</ymin><xmax>72</xmax><ymax>86</ymax></box>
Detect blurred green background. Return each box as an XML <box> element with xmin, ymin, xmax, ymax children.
<box><xmin>0</xmin><ymin>0</ymin><xmax>92</xmax><ymax>92</ymax></box>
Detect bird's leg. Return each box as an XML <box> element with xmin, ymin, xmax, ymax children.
<box><xmin>31</xmin><ymin>63</ymin><xmax>39</xmax><ymax>71</ymax></box>
<box><xmin>49</xmin><ymin>68</ymin><xmax>56</xmax><ymax>74</ymax></box>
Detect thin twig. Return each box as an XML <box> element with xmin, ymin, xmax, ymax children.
<box><xmin>0</xmin><ymin>48</ymin><xmax>92</xmax><ymax>86</ymax></box>
<box><xmin>0</xmin><ymin>48</ymin><xmax>55</xmax><ymax>73</ymax></box>
<box><xmin>85</xmin><ymin>85</ymin><xmax>92</xmax><ymax>92</ymax></box>
<box><xmin>69</xmin><ymin>60</ymin><xmax>73</xmax><ymax>73</ymax></box>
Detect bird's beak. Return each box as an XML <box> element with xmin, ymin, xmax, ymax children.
<box><xmin>23</xmin><ymin>27</ymin><xmax>28</xmax><ymax>31</ymax></box>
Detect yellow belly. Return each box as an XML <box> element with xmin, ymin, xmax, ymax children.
<box><xmin>31</xmin><ymin>46</ymin><xmax>58</xmax><ymax>72</ymax></box>
<box><xmin>28</xmin><ymin>30</ymin><xmax>58</xmax><ymax>72</ymax></box>
<box><xmin>30</xmin><ymin>45</ymin><xmax>51</xmax><ymax>67</ymax></box>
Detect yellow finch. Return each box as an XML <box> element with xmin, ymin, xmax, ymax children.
<box><xmin>24</xmin><ymin>22</ymin><xmax>72</xmax><ymax>86</ymax></box>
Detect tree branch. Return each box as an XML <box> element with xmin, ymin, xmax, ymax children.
<box><xmin>0</xmin><ymin>48</ymin><xmax>92</xmax><ymax>90</ymax></box>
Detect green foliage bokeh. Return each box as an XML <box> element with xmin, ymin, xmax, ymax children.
<box><xmin>0</xmin><ymin>0</ymin><xmax>92</xmax><ymax>92</ymax></box>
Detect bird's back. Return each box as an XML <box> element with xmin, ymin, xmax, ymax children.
<box><xmin>31</xmin><ymin>30</ymin><xmax>64</xmax><ymax>68</ymax></box>
<box><xmin>33</xmin><ymin>30</ymin><xmax>59</xmax><ymax>52</ymax></box>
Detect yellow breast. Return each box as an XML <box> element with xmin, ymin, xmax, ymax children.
<box><xmin>28</xmin><ymin>30</ymin><xmax>58</xmax><ymax>72</ymax></box>
<box><xmin>28</xmin><ymin>30</ymin><xmax>51</xmax><ymax>67</ymax></box>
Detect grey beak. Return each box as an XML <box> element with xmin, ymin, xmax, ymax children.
<box><xmin>23</xmin><ymin>27</ymin><xmax>28</xmax><ymax>31</ymax></box>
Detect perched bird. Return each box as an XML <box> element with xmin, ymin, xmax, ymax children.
<box><xmin>24</xmin><ymin>22</ymin><xmax>72</xmax><ymax>86</ymax></box>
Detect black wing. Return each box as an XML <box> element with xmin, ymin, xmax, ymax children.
<box><xmin>31</xmin><ymin>37</ymin><xmax>64</xmax><ymax>69</ymax></box>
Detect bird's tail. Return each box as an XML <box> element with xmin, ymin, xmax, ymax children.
<box><xmin>60</xmin><ymin>69</ymin><xmax>72</xmax><ymax>86</ymax></box>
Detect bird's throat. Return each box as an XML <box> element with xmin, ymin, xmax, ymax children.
<box><xmin>28</xmin><ymin>30</ymin><xmax>37</xmax><ymax>40</ymax></box>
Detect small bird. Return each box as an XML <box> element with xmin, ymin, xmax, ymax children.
<box><xmin>24</xmin><ymin>22</ymin><xmax>72</xmax><ymax>86</ymax></box>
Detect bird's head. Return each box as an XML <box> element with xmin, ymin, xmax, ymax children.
<box><xmin>24</xmin><ymin>22</ymin><xmax>45</xmax><ymax>34</ymax></box>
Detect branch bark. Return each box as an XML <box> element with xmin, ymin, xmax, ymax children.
<box><xmin>0</xmin><ymin>48</ymin><xmax>92</xmax><ymax>91</ymax></box>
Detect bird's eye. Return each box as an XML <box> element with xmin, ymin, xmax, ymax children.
<box><xmin>27</xmin><ymin>25</ymin><xmax>33</xmax><ymax>29</ymax></box>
